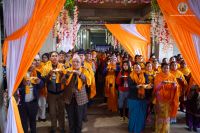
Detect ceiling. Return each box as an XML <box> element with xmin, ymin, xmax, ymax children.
<box><xmin>76</xmin><ymin>0</ymin><xmax>151</xmax><ymax>24</ymax></box>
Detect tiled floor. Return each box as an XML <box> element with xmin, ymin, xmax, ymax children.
<box><xmin>36</xmin><ymin>103</ymin><xmax>199</xmax><ymax>133</ymax></box>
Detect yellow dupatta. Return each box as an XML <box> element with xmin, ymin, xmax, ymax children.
<box><xmin>145</xmin><ymin>70</ymin><xmax>155</xmax><ymax>84</ymax></box>
<box><xmin>41</xmin><ymin>61</ymin><xmax>64</xmax><ymax>83</ymax></box>
<box><xmin>154</xmin><ymin>66</ymin><xmax>161</xmax><ymax>75</ymax></box>
<box><xmin>130</xmin><ymin>71</ymin><xmax>145</xmax><ymax>84</ymax></box>
<box><xmin>24</xmin><ymin>69</ymin><xmax>38</xmax><ymax>94</ymax></box>
<box><xmin>36</xmin><ymin>62</ymin><xmax>48</xmax><ymax>97</ymax></box>
<box><xmin>170</xmin><ymin>70</ymin><xmax>188</xmax><ymax>100</ymax></box>
<box><xmin>179</xmin><ymin>67</ymin><xmax>191</xmax><ymax>76</ymax></box>
<box><xmin>83</xmin><ymin>61</ymin><xmax>96</xmax><ymax>98</ymax></box>
<box><xmin>65</xmin><ymin>67</ymin><xmax>91</xmax><ymax>91</ymax></box>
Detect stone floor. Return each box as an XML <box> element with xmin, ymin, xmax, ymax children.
<box><xmin>36</xmin><ymin>102</ymin><xmax>199</xmax><ymax>133</ymax></box>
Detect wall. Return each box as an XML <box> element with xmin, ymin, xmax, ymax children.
<box><xmin>158</xmin><ymin>43</ymin><xmax>180</xmax><ymax>62</ymax></box>
<box><xmin>39</xmin><ymin>30</ymin><xmax>56</xmax><ymax>54</ymax></box>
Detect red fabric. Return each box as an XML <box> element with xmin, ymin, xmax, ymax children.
<box><xmin>116</xmin><ymin>71</ymin><xmax>129</xmax><ymax>92</ymax></box>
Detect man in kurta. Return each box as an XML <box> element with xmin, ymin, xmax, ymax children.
<box><xmin>42</xmin><ymin>51</ymin><xmax>65</xmax><ymax>133</ymax></box>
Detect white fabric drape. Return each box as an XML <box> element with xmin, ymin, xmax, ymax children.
<box><xmin>192</xmin><ymin>35</ymin><xmax>200</xmax><ymax>63</ymax></box>
<box><xmin>120</xmin><ymin>24</ymin><xmax>147</xmax><ymax>41</ymax></box>
<box><xmin>188</xmin><ymin>0</ymin><xmax>200</xmax><ymax>63</ymax></box>
<box><xmin>3</xmin><ymin>0</ymin><xmax>35</xmax><ymax>132</ymax></box>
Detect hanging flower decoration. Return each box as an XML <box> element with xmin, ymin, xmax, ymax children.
<box><xmin>53</xmin><ymin>9</ymin><xmax>72</xmax><ymax>48</ymax></box>
<box><xmin>151</xmin><ymin>0</ymin><xmax>173</xmax><ymax>53</ymax></box>
<box><xmin>72</xmin><ymin>6</ymin><xmax>79</xmax><ymax>46</ymax></box>
<box><xmin>53</xmin><ymin>0</ymin><xmax>79</xmax><ymax>49</ymax></box>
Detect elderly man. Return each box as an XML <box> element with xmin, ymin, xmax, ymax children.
<box><xmin>63</xmin><ymin>54</ymin><xmax>89</xmax><ymax>133</ymax></box>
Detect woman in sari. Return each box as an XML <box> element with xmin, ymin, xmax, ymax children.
<box><xmin>154</xmin><ymin>63</ymin><xmax>178</xmax><ymax>133</ymax></box>
<box><xmin>128</xmin><ymin>63</ymin><xmax>147</xmax><ymax>133</ymax></box>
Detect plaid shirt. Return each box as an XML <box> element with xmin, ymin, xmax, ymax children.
<box><xmin>64</xmin><ymin>73</ymin><xmax>88</xmax><ymax>106</ymax></box>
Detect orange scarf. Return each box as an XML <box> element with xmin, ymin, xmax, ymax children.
<box><xmin>65</xmin><ymin>67</ymin><xmax>90</xmax><ymax>91</ymax></box>
<box><xmin>154</xmin><ymin>72</ymin><xmax>179</xmax><ymax>117</ymax></box>
<box><xmin>170</xmin><ymin>70</ymin><xmax>188</xmax><ymax>94</ymax></box>
<box><xmin>130</xmin><ymin>71</ymin><xmax>145</xmax><ymax>99</ymax></box>
<box><xmin>42</xmin><ymin>62</ymin><xmax>64</xmax><ymax>83</ymax></box>
<box><xmin>154</xmin><ymin>72</ymin><xmax>178</xmax><ymax>102</ymax></box>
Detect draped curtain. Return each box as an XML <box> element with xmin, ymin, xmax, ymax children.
<box><xmin>105</xmin><ymin>24</ymin><xmax>150</xmax><ymax>60</ymax></box>
<box><xmin>157</xmin><ymin>0</ymin><xmax>200</xmax><ymax>86</ymax></box>
<box><xmin>3</xmin><ymin>0</ymin><xmax>65</xmax><ymax>132</ymax></box>
<box><xmin>188</xmin><ymin>0</ymin><xmax>200</xmax><ymax>65</ymax></box>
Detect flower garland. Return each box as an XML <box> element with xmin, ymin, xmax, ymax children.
<box><xmin>53</xmin><ymin>5</ymin><xmax>79</xmax><ymax>49</ymax></box>
<box><xmin>72</xmin><ymin>6</ymin><xmax>79</xmax><ymax>46</ymax></box>
<box><xmin>151</xmin><ymin>4</ymin><xmax>173</xmax><ymax>53</ymax></box>
<box><xmin>53</xmin><ymin>9</ymin><xmax>72</xmax><ymax>48</ymax></box>
<box><xmin>158</xmin><ymin>17</ymin><xmax>172</xmax><ymax>52</ymax></box>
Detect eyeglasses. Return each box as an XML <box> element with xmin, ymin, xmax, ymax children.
<box><xmin>72</xmin><ymin>61</ymin><xmax>80</xmax><ymax>63</ymax></box>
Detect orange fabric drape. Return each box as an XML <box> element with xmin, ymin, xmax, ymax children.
<box><xmin>105</xmin><ymin>24</ymin><xmax>149</xmax><ymax>60</ymax></box>
<box><xmin>157</xmin><ymin>0</ymin><xmax>200</xmax><ymax>36</ymax></box>
<box><xmin>3</xmin><ymin>0</ymin><xmax>65</xmax><ymax>132</ymax></box>
<box><xmin>136</xmin><ymin>24</ymin><xmax>151</xmax><ymax>44</ymax></box>
<box><xmin>157</xmin><ymin>0</ymin><xmax>200</xmax><ymax>86</ymax></box>
<box><xmin>136</xmin><ymin>24</ymin><xmax>151</xmax><ymax>59</ymax></box>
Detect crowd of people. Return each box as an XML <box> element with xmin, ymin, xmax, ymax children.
<box><xmin>4</xmin><ymin>49</ymin><xmax>200</xmax><ymax>133</ymax></box>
